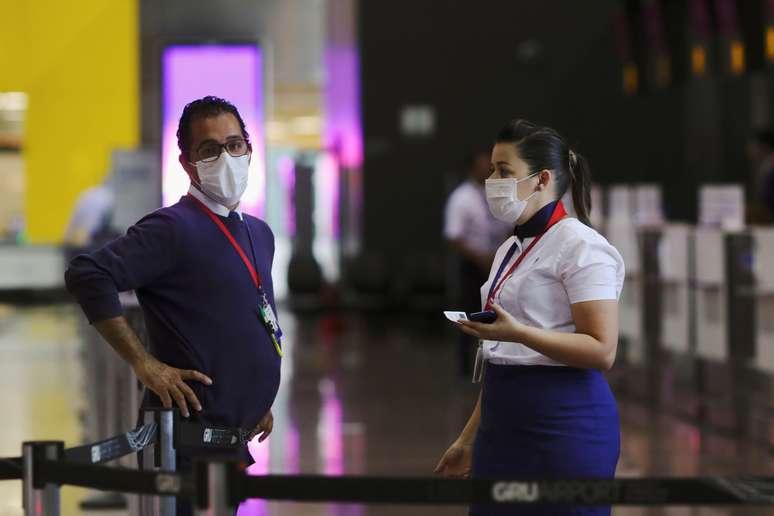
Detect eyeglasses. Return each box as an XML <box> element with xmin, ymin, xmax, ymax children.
<box><xmin>195</xmin><ymin>138</ymin><xmax>250</xmax><ymax>163</ymax></box>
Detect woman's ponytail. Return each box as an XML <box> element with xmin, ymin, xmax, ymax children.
<box><xmin>569</xmin><ymin>150</ymin><xmax>592</xmax><ymax>227</ymax></box>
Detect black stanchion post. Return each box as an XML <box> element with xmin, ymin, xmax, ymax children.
<box><xmin>138</xmin><ymin>408</ymin><xmax>177</xmax><ymax>516</ymax></box>
<box><xmin>22</xmin><ymin>441</ymin><xmax>64</xmax><ymax>516</ymax></box>
<box><xmin>194</xmin><ymin>460</ymin><xmax>239</xmax><ymax>516</ymax></box>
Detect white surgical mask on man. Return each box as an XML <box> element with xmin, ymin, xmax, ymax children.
<box><xmin>485</xmin><ymin>173</ymin><xmax>539</xmax><ymax>224</ymax></box>
<box><xmin>194</xmin><ymin>153</ymin><xmax>250</xmax><ymax>207</ymax></box>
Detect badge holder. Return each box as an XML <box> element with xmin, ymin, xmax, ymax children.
<box><xmin>472</xmin><ymin>341</ymin><xmax>486</xmax><ymax>383</ymax></box>
<box><xmin>258</xmin><ymin>293</ymin><xmax>283</xmax><ymax>358</ymax></box>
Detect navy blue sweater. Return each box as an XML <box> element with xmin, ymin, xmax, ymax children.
<box><xmin>65</xmin><ymin>195</ymin><xmax>281</xmax><ymax>431</ymax></box>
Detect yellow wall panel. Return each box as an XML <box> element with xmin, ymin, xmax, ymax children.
<box><xmin>0</xmin><ymin>0</ymin><xmax>138</xmax><ymax>243</ymax></box>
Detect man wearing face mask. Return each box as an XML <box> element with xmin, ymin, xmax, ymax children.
<box><xmin>65</xmin><ymin>97</ymin><xmax>281</xmax><ymax>495</ymax></box>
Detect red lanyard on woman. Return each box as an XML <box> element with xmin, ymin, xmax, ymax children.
<box><xmin>484</xmin><ymin>201</ymin><xmax>567</xmax><ymax>310</ymax></box>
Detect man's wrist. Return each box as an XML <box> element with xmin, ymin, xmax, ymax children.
<box><xmin>129</xmin><ymin>352</ymin><xmax>153</xmax><ymax>372</ymax></box>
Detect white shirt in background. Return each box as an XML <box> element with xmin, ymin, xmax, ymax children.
<box><xmin>444</xmin><ymin>180</ymin><xmax>511</xmax><ymax>254</ymax></box>
<box><xmin>63</xmin><ymin>184</ymin><xmax>115</xmax><ymax>246</ymax></box>
<box><xmin>480</xmin><ymin>217</ymin><xmax>625</xmax><ymax>366</ymax></box>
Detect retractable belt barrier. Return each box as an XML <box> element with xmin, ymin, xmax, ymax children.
<box><xmin>37</xmin><ymin>459</ymin><xmax>190</xmax><ymax>497</ymax></box>
<box><xmin>13</xmin><ymin>456</ymin><xmax>774</xmax><ymax>509</ymax></box>
<box><xmin>2</xmin><ymin>408</ymin><xmax>251</xmax><ymax>516</ymax></box>
<box><xmin>63</xmin><ymin>422</ymin><xmax>158</xmax><ymax>465</ymax></box>
<box><xmin>237</xmin><ymin>474</ymin><xmax>774</xmax><ymax>506</ymax></box>
<box><xmin>6</xmin><ymin>408</ymin><xmax>774</xmax><ymax>515</ymax></box>
<box><xmin>0</xmin><ymin>457</ymin><xmax>21</xmax><ymax>480</ymax></box>
<box><xmin>2</xmin><ymin>414</ymin><xmax>247</xmax><ymax>471</ymax></box>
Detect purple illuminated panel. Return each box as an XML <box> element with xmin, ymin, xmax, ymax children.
<box><xmin>162</xmin><ymin>45</ymin><xmax>265</xmax><ymax>216</ymax></box>
<box><xmin>241</xmin><ymin>437</ymin><xmax>271</xmax><ymax>516</ymax></box>
<box><xmin>324</xmin><ymin>46</ymin><xmax>363</xmax><ymax>168</ymax></box>
<box><xmin>319</xmin><ymin>379</ymin><xmax>344</xmax><ymax>476</ymax></box>
<box><xmin>278</xmin><ymin>156</ymin><xmax>296</xmax><ymax>236</ymax></box>
<box><xmin>324</xmin><ymin>43</ymin><xmax>363</xmax><ymax>245</ymax></box>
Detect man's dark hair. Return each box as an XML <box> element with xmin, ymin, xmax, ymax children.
<box><xmin>752</xmin><ymin>129</ymin><xmax>774</xmax><ymax>150</ymax></box>
<box><xmin>176</xmin><ymin>96</ymin><xmax>251</xmax><ymax>159</ymax></box>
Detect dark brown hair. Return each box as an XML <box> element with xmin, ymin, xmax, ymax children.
<box><xmin>177</xmin><ymin>96</ymin><xmax>251</xmax><ymax>159</ymax></box>
<box><xmin>495</xmin><ymin>119</ymin><xmax>592</xmax><ymax>226</ymax></box>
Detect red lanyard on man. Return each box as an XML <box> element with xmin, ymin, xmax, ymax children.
<box><xmin>189</xmin><ymin>195</ymin><xmax>283</xmax><ymax>357</ymax></box>
<box><xmin>484</xmin><ymin>201</ymin><xmax>567</xmax><ymax>310</ymax></box>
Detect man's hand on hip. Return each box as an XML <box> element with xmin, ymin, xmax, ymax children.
<box><xmin>93</xmin><ymin>316</ymin><xmax>212</xmax><ymax>418</ymax></box>
<box><xmin>249</xmin><ymin>410</ymin><xmax>273</xmax><ymax>443</ymax></box>
<box><xmin>133</xmin><ymin>356</ymin><xmax>213</xmax><ymax>418</ymax></box>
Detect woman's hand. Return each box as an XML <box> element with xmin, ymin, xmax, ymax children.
<box><xmin>456</xmin><ymin>304</ymin><xmax>525</xmax><ymax>342</ymax></box>
<box><xmin>434</xmin><ymin>440</ymin><xmax>473</xmax><ymax>479</ymax></box>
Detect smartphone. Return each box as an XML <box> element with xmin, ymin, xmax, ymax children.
<box><xmin>468</xmin><ymin>310</ymin><xmax>497</xmax><ymax>324</ymax></box>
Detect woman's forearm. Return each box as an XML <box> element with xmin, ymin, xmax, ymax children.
<box><xmin>457</xmin><ymin>390</ymin><xmax>482</xmax><ymax>444</ymax></box>
<box><xmin>518</xmin><ymin>325</ymin><xmax>615</xmax><ymax>370</ymax></box>
<box><xmin>457</xmin><ymin>301</ymin><xmax>619</xmax><ymax>371</ymax></box>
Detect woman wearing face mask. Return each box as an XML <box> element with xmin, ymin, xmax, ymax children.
<box><xmin>434</xmin><ymin>120</ymin><xmax>624</xmax><ymax>516</ymax></box>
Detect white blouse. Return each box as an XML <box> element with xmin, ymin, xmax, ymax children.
<box><xmin>443</xmin><ymin>181</ymin><xmax>511</xmax><ymax>255</ymax></box>
<box><xmin>479</xmin><ymin>218</ymin><xmax>625</xmax><ymax>366</ymax></box>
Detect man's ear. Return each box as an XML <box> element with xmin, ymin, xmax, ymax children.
<box><xmin>180</xmin><ymin>153</ymin><xmax>199</xmax><ymax>184</ymax></box>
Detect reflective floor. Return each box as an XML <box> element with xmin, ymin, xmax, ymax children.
<box><xmin>0</xmin><ymin>304</ymin><xmax>772</xmax><ymax>515</ymax></box>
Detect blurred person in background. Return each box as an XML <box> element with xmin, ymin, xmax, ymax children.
<box><xmin>746</xmin><ymin>129</ymin><xmax>774</xmax><ymax>223</ymax></box>
<box><xmin>62</xmin><ymin>176</ymin><xmax>118</xmax><ymax>260</ymax></box>
<box><xmin>436</xmin><ymin>120</ymin><xmax>623</xmax><ymax>516</ymax></box>
<box><xmin>444</xmin><ymin>151</ymin><xmax>511</xmax><ymax>376</ymax></box>
<box><xmin>65</xmin><ymin>96</ymin><xmax>281</xmax><ymax>516</ymax></box>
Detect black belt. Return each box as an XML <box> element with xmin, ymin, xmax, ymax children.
<box><xmin>177</xmin><ymin>420</ymin><xmax>250</xmax><ymax>449</ymax></box>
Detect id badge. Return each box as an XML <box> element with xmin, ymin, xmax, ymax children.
<box><xmin>472</xmin><ymin>341</ymin><xmax>486</xmax><ymax>384</ymax></box>
<box><xmin>257</xmin><ymin>292</ymin><xmax>284</xmax><ymax>358</ymax></box>
<box><xmin>258</xmin><ymin>293</ymin><xmax>282</xmax><ymax>339</ymax></box>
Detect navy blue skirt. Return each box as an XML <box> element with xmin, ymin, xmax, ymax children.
<box><xmin>470</xmin><ymin>364</ymin><xmax>620</xmax><ymax>516</ymax></box>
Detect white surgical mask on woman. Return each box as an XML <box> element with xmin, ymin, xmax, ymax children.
<box><xmin>485</xmin><ymin>173</ymin><xmax>539</xmax><ymax>224</ymax></box>
<box><xmin>194</xmin><ymin>153</ymin><xmax>250</xmax><ymax>207</ymax></box>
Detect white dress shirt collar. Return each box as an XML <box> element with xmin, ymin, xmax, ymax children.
<box><xmin>187</xmin><ymin>185</ymin><xmax>243</xmax><ymax>220</ymax></box>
